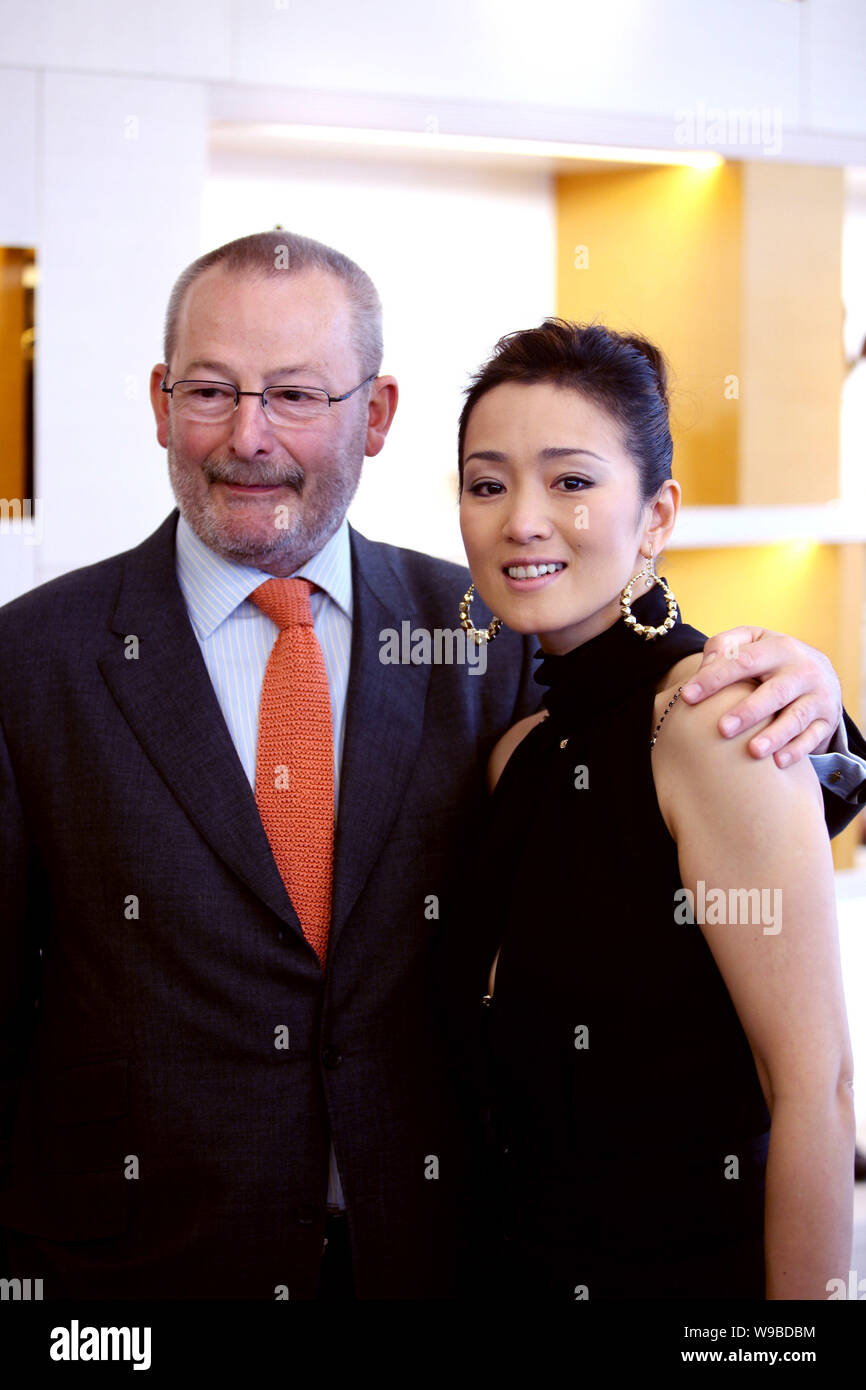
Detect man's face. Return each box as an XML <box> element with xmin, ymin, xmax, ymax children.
<box><xmin>150</xmin><ymin>266</ymin><xmax>394</xmax><ymax>575</ymax></box>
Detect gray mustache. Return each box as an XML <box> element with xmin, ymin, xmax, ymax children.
<box><xmin>204</xmin><ymin>461</ymin><xmax>304</xmax><ymax>491</ymax></box>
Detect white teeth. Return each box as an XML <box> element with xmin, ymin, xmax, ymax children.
<box><xmin>506</xmin><ymin>562</ymin><xmax>564</xmax><ymax>579</ymax></box>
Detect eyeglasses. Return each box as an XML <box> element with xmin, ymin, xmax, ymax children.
<box><xmin>160</xmin><ymin>373</ymin><xmax>376</xmax><ymax>425</ymax></box>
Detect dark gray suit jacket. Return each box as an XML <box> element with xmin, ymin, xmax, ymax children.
<box><xmin>0</xmin><ymin>510</ymin><xmax>539</xmax><ymax>1299</ymax></box>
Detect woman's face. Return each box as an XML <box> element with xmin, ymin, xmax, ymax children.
<box><xmin>459</xmin><ymin>380</ymin><xmax>656</xmax><ymax>654</ymax></box>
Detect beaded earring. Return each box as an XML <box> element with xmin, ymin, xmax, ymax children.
<box><xmin>620</xmin><ymin>550</ymin><xmax>678</xmax><ymax>639</ymax></box>
<box><xmin>458</xmin><ymin>584</ymin><xmax>502</xmax><ymax>645</ymax></box>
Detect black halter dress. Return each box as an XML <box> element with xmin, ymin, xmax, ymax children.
<box><xmin>444</xmin><ymin>583</ymin><xmax>771</xmax><ymax>1301</ymax></box>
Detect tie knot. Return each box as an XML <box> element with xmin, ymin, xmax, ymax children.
<box><xmin>250</xmin><ymin>577</ymin><xmax>315</xmax><ymax>629</ymax></box>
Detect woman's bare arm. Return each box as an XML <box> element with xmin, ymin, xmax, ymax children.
<box><xmin>653</xmin><ymin>677</ymin><xmax>855</xmax><ymax>1300</ymax></box>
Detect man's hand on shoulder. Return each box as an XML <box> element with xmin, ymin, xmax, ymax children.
<box><xmin>679</xmin><ymin>627</ymin><xmax>841</xmax><ymax>766</ymax></box>
<box><xmin>653</xmin><ymin>673</ymin><xmax>824</xmax><ymax>847</ymax></box>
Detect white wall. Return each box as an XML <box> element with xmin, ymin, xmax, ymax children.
<box><xmin>0</xmin><ymin>0</ymin><xmax>232</xmax><ymax>78</ymax></box>
<box><xmin>0</xmin><ymin>68</ymin><xmax>38</xmax><ymax>247</ymax></box>
<box><xmin>203</xmin><ymin>152</ymin><xmax>555</xmax><ymax>563</ymax></box>
<box><xmin>0</xmin><ymin>65</ymin><xmax>207</xmax><ymax>592</ymax></box>
<box><xmin>806</xmin><ymin>0</ymin><xmax>866</xmax><ymax>137</ymax></box>
<box><xmin>836</xmin><ymin>878</ymin><xmax>866</xmax><ymax>1144</ymax></box>
<box><xmin>4</xmin><ymin>0</ymin><xmax>864</xmax><ymax>140</ymax></box>
<box><xmin>841</xmin><ymin>171</ymin><xmax>866</xmax><ymax>511</ymax></box>
<box><xmin>37</xmin><ymin>74</ymin><xmax>207</xmax><ymax>578</ymax></box>
<box><xmin>227</xmin><ymin>0</ymin><xmax>800</xmax><ymax>126</ymax></box>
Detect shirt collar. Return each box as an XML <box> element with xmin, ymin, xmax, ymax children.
<box><xmin>175</xmin><ymin>511</ymin><xmax>353</xmax><ymax>641</ymax></box>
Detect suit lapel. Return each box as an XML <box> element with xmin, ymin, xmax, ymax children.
<box><xmin>328</xmin><ymin>528</ymin><xmax>432</xmax><ymax>952</ymax></box>
<box><xmin>97</xmin><ymin>511</ymin><xmax>305</xmax><ymax>941</ymax></box>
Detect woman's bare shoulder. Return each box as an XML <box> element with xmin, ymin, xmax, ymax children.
<box><xmin>487</xmin><ymin>709</ymin><xmax>549</xmax><ymax>791</ymax></box>
<box><xmin>653</xmin><ymin>648</ymin><xmax>761</xmax><ymax>754</ymax></box>
<box><xmin>653</xmin><ymin>650</ymin><xmax>704</xmax><ymax>704</ymax></box>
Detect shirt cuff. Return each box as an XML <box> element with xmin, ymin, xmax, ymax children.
<box><xmin>809</xmin><ymin>719</ymin><xmax>866</xmax><ymax>805</ymax></box>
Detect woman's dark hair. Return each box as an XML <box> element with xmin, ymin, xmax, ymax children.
<box><xmin>457</xmin><ymin>319</ymin><xmax>673</xmax><ymax>502</ymax></box>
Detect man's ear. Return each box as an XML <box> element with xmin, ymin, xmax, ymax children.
<box><xmin>365</xmin><ymin>376</ymin><xmax>399</xmax><ymax>457</ymax></box>
<box><xmin>150</xmin><ymin>364</ymin><xmax>170</xmax><ymax>449</ymax></box>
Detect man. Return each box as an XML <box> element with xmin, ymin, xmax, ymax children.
<box><xmin>0</xmin><ymin>231</ymin><xmax>863</xmax><ymax>1301</ymax></box>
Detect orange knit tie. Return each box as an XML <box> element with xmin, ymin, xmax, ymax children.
<box><xmin>250</xmin><ymin>578</ymin><xmax>334</xmax><ymax>968</ymax></box>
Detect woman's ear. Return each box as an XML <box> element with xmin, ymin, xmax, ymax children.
<box><xmin>643</xmin><ymin>479</ymin><xmax>681</xmax><ymax>556</ymax></box>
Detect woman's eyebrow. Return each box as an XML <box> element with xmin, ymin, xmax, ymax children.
<box><xmin>463</xmin><ymin>450</ymin><xmax>508</xmax><ymax>466</ymax></box>
<box><xmin>463</xmin><ymin>446</ymin><xmax>609</xmax><ymax>466</ymax></box>
<box><xmin>540</xmin><ymin>446</ymin><xmax>609</xmax><ymax>463</ymax></box>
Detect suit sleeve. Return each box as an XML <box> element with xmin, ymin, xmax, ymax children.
<box><xmin>0</xmin><ymin>710</ymin><xmax>42</xmax><ymax>1272</ymax></box>
<box><xmin>812</xmin><ymin>708</ymin><xmax>866</xmax><ymax>839</ymax></box>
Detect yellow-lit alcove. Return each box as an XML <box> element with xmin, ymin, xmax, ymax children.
<box><xmin>556</xmin><ymin>161</ymin><xmax>863</xmax><ymax>866</ymax></box>
<box><xmin>0</xmin><ymin>247</ymin><xmax>35</xmax><ymax>507</ymax></box>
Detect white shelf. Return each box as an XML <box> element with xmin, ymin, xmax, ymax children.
<box><xmin>669</xmin><ymin>503</ymin><xmax>866</xmax><ymax>549</ymax></box>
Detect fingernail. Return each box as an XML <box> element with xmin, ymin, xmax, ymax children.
<box><xmin>753</xmin><ymin>736</ymin><xmax>769</xmax><ymax>754</ymax></box>
<box><xmin>681</xmin><ymin>682</ymin><xmax>701</xmax><ymax>701</ymax></box>
<box><xmin>776</xmin><ymin>751</ymin><xmax>790</xmax><ymax>767</ymax></box>
<box><xmin>720</xmin><ymin>715</ymin><xmax>741</xmax><ymax>735</ymax></box>
<box><xmin>703</xmin><ymin>651</ymin><xmax>718</xmax><ymax>664</ymax></box>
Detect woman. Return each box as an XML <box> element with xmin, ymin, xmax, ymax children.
<box><xmin>447</xmin><ymin>320</ymin><xmax>854</xmax><ymax>1300</ymax></box>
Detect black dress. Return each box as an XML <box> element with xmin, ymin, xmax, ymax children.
<box><xmin>443</xmin><ymin>583</ymin><xmax>771</xmax><ymax>1301</ymax></box>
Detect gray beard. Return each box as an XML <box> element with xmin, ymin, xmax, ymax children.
<box><xmin>167</xmin><ymin>440</ymin><xmax>364</xmax><ymax>573</ymax></box>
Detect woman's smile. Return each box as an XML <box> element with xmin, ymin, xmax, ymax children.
<box><xmin>502</xmin><ymin>558</ymin><xmax>568</xmax><ymax>590</ymax></box>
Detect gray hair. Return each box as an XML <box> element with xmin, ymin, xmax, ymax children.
<box><xmin>163</xmin><ymin>230</ymin><xmax>383</xmax><ymax>377</ymax></box>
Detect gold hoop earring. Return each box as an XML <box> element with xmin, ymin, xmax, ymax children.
<box><xmin>458</xmin><ymin>584</ymin><xmax>502</xmax><ymax>645</ymax></box>
<box><xmin>620</xmin><ymin>553</ymin><xmax>678</xmax><ymax>639</ymax></box>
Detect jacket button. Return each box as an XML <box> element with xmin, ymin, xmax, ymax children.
<box><xmin>296</xmin><ymin>1204</ymin><xmax>319</xmax><ymax>1225</ymax></box>
<box><xmin>321</xmin><ymin>1046</ymin><xmax>343</xmax><ymax>1069</ymax></box>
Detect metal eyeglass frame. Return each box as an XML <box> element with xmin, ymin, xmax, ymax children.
<box><xmin>160</xmin><ymin>373</ymin><xmax>377</xmax><ymax>419</ymax></box>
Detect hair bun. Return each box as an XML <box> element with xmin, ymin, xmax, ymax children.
<box><xmin>619</xmin><ymin>333</ymin><xmax>670</xmax><ymax>408</ymax></box>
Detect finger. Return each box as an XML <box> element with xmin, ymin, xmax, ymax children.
<box><xmin>699</xmin><ymin>626</ymin><xmax>764</xmax><ymax>663</ymax></box>
<box><xmin>715</xmin><ymin>679</ymin><xmax>810</xmax><ymax>740</ymax></box>
<box><xmin>682</xmin><ymin>642</ymin><xmax>802</xmax><ymax>705</ymax></box>
<box><xmin>771</xmin><ymin>720</ymin><xmax>835</xmax><ymax>768</ymax></box>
